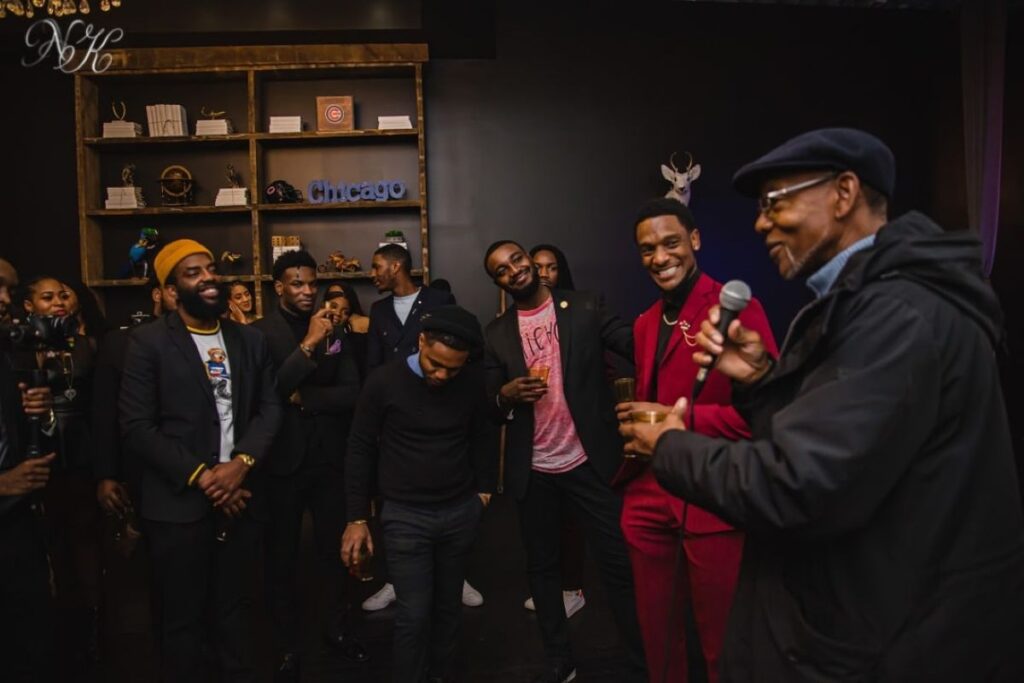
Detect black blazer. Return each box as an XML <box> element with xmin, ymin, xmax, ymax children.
<box><xmin>252</xmin><ymin>307</ymin><xmax>361</xmax><ymax>477</ymax></box>
<box><xmin>119</xmin><ymin>312</ymin><xmax>282</xmax><ymax>523</ymax></box>
<box><xmin>366</xmin><ymin>286</ymin><xmax>455</xmax><ymax>370</ymax></box>
<box><xmin>483</xmin><ymin>289</ymin><xmax>633</xmax><ymax>500</ymax></box>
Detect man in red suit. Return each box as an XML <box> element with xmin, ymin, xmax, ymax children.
<box><xmin>616</xmin><ymin>198</ymin><xmax>777</xmax><ymax>682</ymax></box>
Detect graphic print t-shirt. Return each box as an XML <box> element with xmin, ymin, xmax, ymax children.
<box><xmin>190</xmin><ymin>327</ymin><xmax>234</xmax><ymax>463</ymax></box>
<box><xmin>517</xmin><ymin>297</ymin><xmax>586</xmax><ymax>473</ymax></box>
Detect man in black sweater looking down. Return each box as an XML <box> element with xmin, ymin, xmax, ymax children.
<box><xmin>342</xmin><ymin>304</ymin><xmax>495</xmax><ymax>683</ymax></box>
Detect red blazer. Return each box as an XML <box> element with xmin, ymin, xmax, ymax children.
<box><xmin>619</xmin><ymin>273</ymin><xmax>778</xmax><ymax>534</ymax></box>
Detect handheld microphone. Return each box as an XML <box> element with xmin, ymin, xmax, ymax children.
<box><xmin>692</xmin><ymin>280</ymin><xmax>751</xmax><ymax>400</ymax></box>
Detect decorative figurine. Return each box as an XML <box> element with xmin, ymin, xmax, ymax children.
<box><xmin>226</xmin><ymin>164</ymin><xmax>243</xmax><ymax>188</ymax></box>
<box><xmin>318</xmin><ymin>250</ymin><xmax>361</xmax><ymax>273</ymax></box>
<box><xmin>120</xmin><ymin>227</ymin><xmax>159</xmax><ymax>278</ymax></box>
<box><xmin>201</xmin><ymin>106</ymin><xmax>228</xmax><ymax>119</ymax></box>
<box><xmin>112</xmin><ymin>100</ymin><xmax>128</xmax><ymax>121</ymax></box>
<box><xmin>661</xmin><ymin>152</ymin><xmax>701</xmax><ymax>206</ymax></box>
<box><xmin>122</xmin><ymin>162</ymin><xmax>136</xmax><ymax>187</ymax></box>
<box><xmin>159</xmin><ymin>164</ymin><xmax>195</xmax><ymax>206</ymax></box>
<box><xmin>220</xmin><ymin>250</ymin><xmax>244</xmax><ymax>273</ymax></box>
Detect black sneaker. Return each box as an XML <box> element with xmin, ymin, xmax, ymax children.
<box><xmin>532</xmin><ymin>661</ymin><xmax>577</xmax><ymax>682</ymax></box>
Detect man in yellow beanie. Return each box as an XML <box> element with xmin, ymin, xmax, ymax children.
<box><xmin>120</xmin><ymin>239</ymin><xmax>282</xmax><ymax>683</ymax></box>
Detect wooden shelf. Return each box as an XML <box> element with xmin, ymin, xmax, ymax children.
<box><xmin>257</xmin><ymin>200</ymin><xmax>421</xmax><ymax>213</ymax></box>
<box><xmin>253</xmin><ymin>129</ymin><xmax>417</xmax><ymax>143</ymax></box>
<box><xmin>258</xmin><ymin>268</ymin><xmax>422</xmax><ymax>282</ymax></box>
<box><xmin>90</xmin><ymin>274</ymin><xmax>261</xmax><ymax>287</ymax></box>
<box><xmin>76</xmin><ymin>44</ymin><xmax>430</xmax><ymax>318</ymax></box>
<box><xmin>87</xmin><ymin>205</ymin><xmax>253</xmax><ymax>217</ymax></box>
<box><xmin>88</xmin><ymin>278</ymin><xmax>150</xmax><ymax>288</ymax></box>
<box><xmin>84</xmin><ymin>134</ymin><xmax>250</xmax><ymax>148</ymax></box>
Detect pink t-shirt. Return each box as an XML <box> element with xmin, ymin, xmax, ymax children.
<box><xmin>517</xmin><ymin>297</ymin><xmax>587</xmax><ymax>473</ymax></box>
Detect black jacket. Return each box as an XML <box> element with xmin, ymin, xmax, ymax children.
<box><xmin>366</xmin><ymin>286</ymin><xmax>455</xmax><ymax>370</ymax></box>
<box><xmin>0</xmin><ymin>350</ymin><xmax>55</xmax><ymax>516</ymax></box>
<box><xmin>92</xmin><ymin>327</ymin><xmax>130</xmax><ymax>483</ymax></box>
<box><xmin>654</xmin><ymin>212</ymin><xmax>1024</xmax><ymax>681</ymax></box>
<box><xmin>119</xmin><ymin>312</ymin><xmax>282</xmax><ymax>523</ymax></box>
<box><xmin>484</xmin><ymin>289</ymin><xmax>633</xmax><ymax>500</ymax></box>
<box><xmin>252</xmin><ymin>307</ymin><xmax>361</xmax><ymax>477</ymax></box>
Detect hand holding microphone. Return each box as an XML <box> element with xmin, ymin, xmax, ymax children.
<box><xmin>692</xmin><ymin>280</ymin><xmax>773</xmax><ymax>395</ymax></box>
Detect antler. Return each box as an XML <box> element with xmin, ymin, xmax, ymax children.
<box><xmin>669</xmin><ymin>152</ymin><xmax>679</xmax><ymax>174</ymax></box>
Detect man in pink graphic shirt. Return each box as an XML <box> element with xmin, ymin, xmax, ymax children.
<box><xmin>483</xmin><ymin>241</ymin><xmax>645</xmax><ymax>683</ymax></box>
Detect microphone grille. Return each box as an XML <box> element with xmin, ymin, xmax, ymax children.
<box><xmin>719</xmin><ymin>280</ymin><xmax>752</xmax><ymax>312</ymax></box>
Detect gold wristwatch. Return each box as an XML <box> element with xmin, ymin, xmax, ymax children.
<box><xmin>234</xmin><ymin>453</ymin><xmax>256</xmax><ymax>468</ymax></box>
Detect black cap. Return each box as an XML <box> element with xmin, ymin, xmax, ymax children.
<box><xmin>732</xmin><ymin>127</ymin><xmax>895</xmax><ymax>199</ymax></box>
<box><xmin>420</xmin><ymin>304</ymin><xmax>483</xmax><ymax>349</ymax></box>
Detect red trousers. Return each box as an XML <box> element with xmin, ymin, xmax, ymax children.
<box><xmin>620</xmin><ymin>469</ymin><xmax>743</xmax><ymax>683</ymax></box>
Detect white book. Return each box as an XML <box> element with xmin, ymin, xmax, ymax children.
<box><xmin>145</xmin><ymin>105</ymin><xmax>155</xmax><ymax>136</ymax></box>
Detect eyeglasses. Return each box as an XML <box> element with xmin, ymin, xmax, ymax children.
<box><xmin>758</xmin><ymin>173</ymin><xmax>837</xmax><ymax>215</ymax></box>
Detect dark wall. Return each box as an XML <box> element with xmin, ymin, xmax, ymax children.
<box><xmin>425</xmin><ymin>3</ymin><xmax>966</xmax><ymax>339</ymax></box>
<box><xmin>0</xmin><ymin>2</ymin><xmax>1016</xmax><ymax>346</ymax></box>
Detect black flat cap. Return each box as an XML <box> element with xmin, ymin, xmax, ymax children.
<box><xmin>420</xmin><ymin>304</ymin><xmax>483</xmax><ymax>349</ymax></box>
<box><xmin>733</xmin><ymin>127</ymin><xmax>895</xmax><ymax>199</ymax></box>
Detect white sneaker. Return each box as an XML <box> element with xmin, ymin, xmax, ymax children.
<box><xmin>361</xmin><ymin>582</ymin><xmax>396</xmax><ymax>611</ymax></box>
<box><xmin>462</xmin><ymin>580</ymin><xmax>484</xmax><ymax>607</ymax></box>
<box><xmin>523</xmin><ymin>591</ymin><xmax>586</xmax><ymax>617</ymax></box>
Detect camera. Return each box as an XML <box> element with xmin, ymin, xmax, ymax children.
<box><xmin>1</xmin><ymin>314</ymin><xmax>78</xmax><ymax>353</ymax></box>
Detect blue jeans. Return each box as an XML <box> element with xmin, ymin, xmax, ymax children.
<box><xmin>381</xmin><ymin>494</ymin><xmax>483</xmax><ymax>682</ymax></box>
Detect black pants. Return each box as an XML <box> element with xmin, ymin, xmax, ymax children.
<box><xmin>146</xmin><ymin>514</ymin><xmax>259</xmax><ymax>683</ymax></box>
<box><xmin>519</xmin><ymin>462</ymin><xmax>647</xmax><ymax>679</ymax></box>
<box><xmin>382</xmin><ymin>495</ymin><xmax>483</xmax><ymax>683</ymax></box>
<box><xmin>265</xmin><ymin>460</ymin><xmax>348</xmax><ymax>657</ymax></box>
<box><xmin>0</xmin><ymin>504</ymin><xmax>54</xmax><ymax>683</ymax></box>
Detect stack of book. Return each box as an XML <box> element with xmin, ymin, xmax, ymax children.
<box><xmin>105</xmin><ymin>186</ymin><xmax>146</xmax><ymax>209</ymax></box>
<box><xmin>378</xmin><ymin>115</ymin><xmax>413</xmax><ymax>130</ymax></box>
<box><xmin>271</xmin><ymin>235</ymin><xmax>302</xmax><ymax>262</ymax></box>
<box><xmin>269</xmin><ymin>116</ymin><xmax>303</xmax><ymax>134</ymax></box>
<box><xmin>102</xmin><ymin>121</ymin><xmax>143</xmax><ymax>138</ymax></box>
<box><xmin>146</xmin><ymin>104</ymin><xmax>189</xmax><ymax>137</ymax></box>
<box><xmin>215</xmin><ymin>187</ymin><xmax>249</xmax><ymax>206</ymax></box>
<box><xmin>196</xmin><ymin>119</ymin><xmax>234</xmax><ymax>136</ymax></box>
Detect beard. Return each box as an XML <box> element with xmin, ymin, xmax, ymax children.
<box><xmin>178</xmin><ymin>281</ymin><xmax>229</xmax><ymax>320</ymax></box>
<box><xmin>507</xmin><ymin>266</ymin><xmax>541</xmax><ymax>302</ymax></box>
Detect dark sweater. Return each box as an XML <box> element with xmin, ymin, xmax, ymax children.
<box><xmin>345</xmin><ymin>356</ymin><xmax>496</xmax><ymax>520</ymax></box>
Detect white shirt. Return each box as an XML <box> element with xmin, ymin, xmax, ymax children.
<box><xmin>393</xmin><ymin>288</ymin><xmax>420</xmax><ymax>326</ymax></box>
<box><xmin>189</xmin><ymin>326</ymin><xmax>235</xmax><ymax>463</ymax></box>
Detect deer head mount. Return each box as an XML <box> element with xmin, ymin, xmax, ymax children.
<box><xmin>662</xmin><ymin>152</ymin><xmax>701</xmax><ymax>206</ymax></box>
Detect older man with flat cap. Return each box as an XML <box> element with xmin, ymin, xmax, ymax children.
<box><xmin>120</xmin><ymin>239</ymin><xmax>282</xmax><ymax>683</ymax></box>
<box><xmin>342</xmin><ymin>304</ymin><xmax>496</xmax><ymax>683</ymax></box>
<box><xmin>622</xmin><ymin>128</ymin><xmax>1024</xmax><ymax>681</ymax></box>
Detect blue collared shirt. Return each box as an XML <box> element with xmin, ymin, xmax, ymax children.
<box><xmin>806</xmin><ymin>234</ymin><xmax>876</xmax><ymax>299</ymax></box>
<box><xmin>407</xmin><ymin>351</ymin><xmax>424</xmax><ymax>378</ymax></box>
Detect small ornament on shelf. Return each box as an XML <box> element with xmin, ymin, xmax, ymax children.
<box><xmin>379</xmin><ymin>230</ymin><xmax>408</xmax><ymax>250</ymax></box>
<box><xmin>119</xmin><ymin>227</ymin><xmax>158</xmax><ymax>279</ymax></box>
<box><xmin>316</xmin><ymin>96</ymin><xmax>354</xmax><ymax>132</ymax></box>
<box><xmin>271</xmin><ymin>235</ymin><xmax>302</xmax><ymax>263</ymax></box>
<box><xmin>196</xmin><ymin>106</ymin><xmax>234</xmax><ymax>136</ymax></box>
<box><xmin>220</xmin><ymin>250</ymin><xmax>244</xmax><ymax>274</ymax></box>
<box><xmin>317</xmin><ymin>250</ymin><xmax>362</xmax><ymax>274</ymax></box>
<box><xmin>105</xmin><ymin>163</ymin><xmax>145</xmax><ymax>209</ymax></box>
<box><xmin>215</xmin><ymin>164</ymin><xmax>249</xmax><ymax>207</ymax></box>
<box><xmin>158</xmin><ymin>164</ymin><xmax>195</xmax><ymax>206</ymax></box>
<box><xmin>102</xmin><ymin>100</ymin><xmax>142</xmax><ymax>138</ymax></box>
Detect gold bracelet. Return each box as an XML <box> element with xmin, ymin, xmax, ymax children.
<box><xmin>348</xmin><ymin>519</ymin><xmax>368</xmax><ymax>526</ymax></box>
<box><xmin>187</xmin><ymin>463</ymin><xmax>207</xmax><ymax>487</ymax></box>
<box><xmin>234</xmin><ymin>453</ymin><xmax>255</xmax><ymax>468</ymax></box>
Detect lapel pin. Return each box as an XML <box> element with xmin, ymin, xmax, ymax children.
<box><xmin>560</xmin><ymin>300</ymin><xmax>568</xmax><ymax>309</ymax></box>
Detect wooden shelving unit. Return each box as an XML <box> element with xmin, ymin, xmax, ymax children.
<box><xmin>74</xmin><ymin>44</ymin><xmax>430</xmax><ymax>319</ymax></box>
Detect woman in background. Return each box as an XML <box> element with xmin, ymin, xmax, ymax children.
<box><xmin>318</xmin><ymin>282</ymin><xmax>369</xmax><ymax>380</ymax></box>
<box><xmin>23</xmin><ymin>277</ymin><xmax>103</xmax><ymax>677</ymax></box>
<box><xmin>227</xmin><ymin>280</ymin><xmax>258</xmax><ymax>324</ymax></box>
